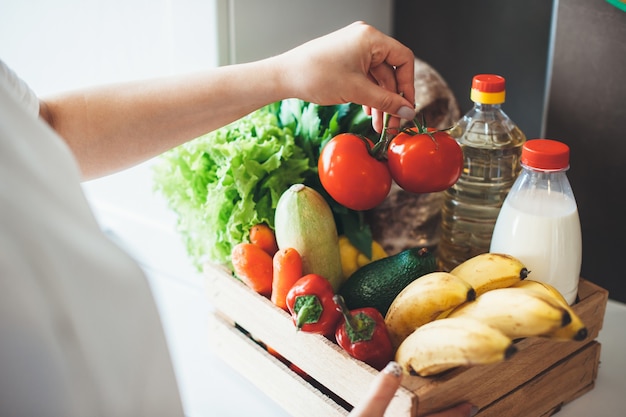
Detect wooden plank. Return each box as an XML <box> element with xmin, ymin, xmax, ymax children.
<box><xmin>477</xmin><ymin>342</ymin><xmax>601</xmax><ymax>416</ymax></box>
<box><xmin>205</xmin><ymin>263</ymin><xmax>607</xmax><ymax>417</ymax></box>
<box><xmin>204</xmin><ymin>263</ymin><xmax>417</xmax><ymax>416</ymax></box>
<box><xmin>207</xmin><ymin>311</ymin><xmax>348</xmax><ymax>417</ymax></box>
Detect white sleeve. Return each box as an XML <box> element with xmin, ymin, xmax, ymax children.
<box><xmin>0</xmin><ymin>59</ymin><xmax>40</xmax><ymax>117</ymax></box>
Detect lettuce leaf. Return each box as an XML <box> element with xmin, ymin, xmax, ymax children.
<box><xmin>153</xmin><ymin>100</ymin><xmax>376</xmax><ymax>270</ymax></box>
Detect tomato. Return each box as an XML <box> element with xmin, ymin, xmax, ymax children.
<box><xmin>318</xmin><ymin>133</ymin><xmax>391</xmax><ymax>211</ymax></box>
<box><xmin>387</xmin><ymin>128</ymin><xmax>463</xmax><ymax>194</ymax></box>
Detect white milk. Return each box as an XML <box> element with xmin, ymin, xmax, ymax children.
<box><xmin>490</xmin><ymin>188</ymin><xmax>582</xmax><ymax>304</ymax></box>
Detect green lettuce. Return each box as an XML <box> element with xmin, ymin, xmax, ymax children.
<box><xmin>153</xmin><ymin>100</ymin><xmax>376</xmax><ymax>270</ymax></box>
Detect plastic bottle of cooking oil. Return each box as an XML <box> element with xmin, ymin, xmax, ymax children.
<box><xmin>437</xmin><ymin>74</ymin><xmax>526</xmax><ymax>272</ymax></box>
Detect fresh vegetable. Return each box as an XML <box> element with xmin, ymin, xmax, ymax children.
<box><xmin>153</xmin><ymin>100</ymin><xmax>378</xmax><ymax>270</ymax></box>
<box><xmin>338</xmin><ymin>247</ymin><xmax>437</xmax><ymax>316</ymax></box>
<box><xmin>231</xmin><ymin>242</ymin><xmax>273</xmax><ymax>296</ymax></box>
<box><xmin>334</xmin><ymin>295</ymin><xmax>394</xmax><ymax>371</ymax></box>
<box><xmin>274</xmin><ymin>184</ymin><xmax>344</xmax><ymax>291</ymax></box>
<box><xmin>387</xmin><ymin>124</ymin><xmax>463</xmax><ymax>194</ymax></box>
<box><xmin>286</xmin><ymin>274</ymin><xmax>342</xmax><ymax>337</ymax></box>
<box><xmin>271</xmin><ymin>247</ymin><xmax>303</xmax><ymax>311</ymax></box>
<box><xmin>338</xmin><ymin>235</ymin><xmax>387</xmax><ymax>280</ymax></box>
<box><xmin>153</xmin><ymin>106</ymin><xmax>309</xmax><ymax>269</ymax></box>
<box><xmin>318</xmin><ymin>133</ymin><xmax>392</xmax><ymax>211</ymax></box>
<box><xmin>249</xmin><ymin>223</ymin><xmax>279</xmax><ymax>257</ymax></box>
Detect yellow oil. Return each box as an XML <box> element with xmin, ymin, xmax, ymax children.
<box><xmin>437</xmin><ymin>108</ymin><xmax>526</xmax><ymax>272</ymax></box>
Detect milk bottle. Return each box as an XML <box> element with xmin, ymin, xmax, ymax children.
<box><xmin>490</xmin><ymin>139</ymin><xmax>581</xmax><ymax>304</ymax></box>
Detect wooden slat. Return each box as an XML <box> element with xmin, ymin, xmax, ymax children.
<box><xmin>207</xmin><ymin>312</ymin><xmax>348</xmax><ymax>417</ymax></box>
<box><xmin>205</xmin><ymin>263</ymin><xmax>607</xmax><ymax>417</ymax></box>
<box><xmin>477</xmin><ymin>341</ymin><xmax>601</xmax><ymax>416</ymax></box>
<box><xmin>204</xmin><ymin>263</ymin><xmax>416</xmax><ymax>416</ymax></box>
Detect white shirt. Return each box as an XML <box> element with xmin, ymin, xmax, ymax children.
<box><xmin>0</xmin><ymin>59</ymin><xmax>184</xmax><ymax>417</ymax></box>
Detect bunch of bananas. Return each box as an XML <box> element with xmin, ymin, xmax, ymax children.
<box><xmin>384</xmin><ymin>253</ymin><xmax>587</xmax><ymax>377</ymax></box>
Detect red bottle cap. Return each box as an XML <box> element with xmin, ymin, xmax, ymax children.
<box><xmin>470</xmin><ymin>74</ymin><xmax>506</xmax><ymax>104</ymax></box>
<box><xmin>521</xmin><ymin>139</ymin><xmax>570</xmax><ymax>170</ymax></box>
<box><xmin>472</xmin><ymin>74</ymin><xmax>506</xmax><ymax>92</ymax></box>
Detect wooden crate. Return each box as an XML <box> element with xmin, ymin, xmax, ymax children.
<box><xmin>204</xmin><ymin>263</ymin><xmax>608</xmax><ymax>417</ymax></box>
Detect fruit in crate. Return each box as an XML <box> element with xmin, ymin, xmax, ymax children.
<box><xmin>385</xmin><ymin>252</ymin><xmax>589</xmax><ymax>376</ymax></box>
<box><xmin>446</xmin><ymin>287</ymin><xmax>572</xmax><ymax>339</ymax></box>
<box><xmin>395</xmin><ymin>316</ymin><xmax>517</xmax><ymax>377</ymax></box>
<box><xmin>513</xmin><ymin>280</ymin><xmax>588</xmax><ymax>341</ymax></box>
<box><xmin>384</xmin><ymin>272</ymin><xmax>476</xmax><ymax>348</ymax></box>
<box><xmin>450</xmin><ymin>252</ymin><xmax>530</xmax><ymax>296</ymax></box>
<box><xmin>337</xmin><ymin>247</ymin><xmax>437</xmax><ymax>317</ymax></box>
<box><xmin>318</xmin><ymin>133</ymin><xmax>392</xmax><ymax>211</ymax></box>
<box><xmin>337</xmin><ymin>235</ymin><xmax>387</xmax><ymax>280</ymax></box>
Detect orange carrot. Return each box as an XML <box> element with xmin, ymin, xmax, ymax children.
<box><xmin>249</xmin><ymin>223</ymin><xmax>279</xmax><ymax>257</ymax></box>
<box><xmin>231</xmin><ymin>243</ymin><xmax>273</xmax><ymax>297</ymax></box>
<box><xmin>271</xmin><ymin>247</ymin><xmax>303</xmax><ymax>310</ymax></box>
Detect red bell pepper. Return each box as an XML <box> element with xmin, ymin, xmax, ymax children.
<box><xmin>333</xmin><ymin>294</ymin><xmax>394</xmax><ymax>371</ymax></box>
<box><xmin>286</xmin><ymin>274</ymin><xmax>342</xmax><ymax>337</ymax></box>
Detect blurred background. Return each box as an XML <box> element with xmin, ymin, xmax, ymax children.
<box><xmin>1</xmin><ymin>0</ymin><xmax>624</xmax><ymax>301</ymax></box>
<box><xmin>392</xmin><ymin>0</ymin><xmax>626</xmax><ymax>303</ymax></box>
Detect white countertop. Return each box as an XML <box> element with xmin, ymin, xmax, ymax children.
<box><xmin>147</xmin><ymin>264</ymin><xmax>626</xmax><ymax>417</ymax></box>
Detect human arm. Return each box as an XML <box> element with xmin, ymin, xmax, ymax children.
<box><xmin>39</xmin><ymin>21</ymin><xmax>416</xmax><ymax>180</ymax></box>
<box><xmin>349</xmin><ymin>362</ymin><xmax>477</xmax><ymax>417</ymax></box>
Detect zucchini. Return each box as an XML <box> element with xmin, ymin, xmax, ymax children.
<box><xmin>274</xmin><ymin>184</ymin><xmax>344</xmax><ymax>291</ymax></box>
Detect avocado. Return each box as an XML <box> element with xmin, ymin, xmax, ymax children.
<box><xmin>338</xmin><ymin>247</ymin><xmax>436</xmax><ymax>316</ymax></box>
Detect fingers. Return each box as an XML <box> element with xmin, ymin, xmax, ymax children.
<box><xmin>356</xmin><ymin>43</ymin><xmax>416</xmax><ymax>132</ymax></box>
<box><xmin>353</xmin><ymin>79</ymin><xmax>415</xmax><ymax>132</ymax></box>
<box><xmin>278</xmin><ymin>21</ymin><xmax>416</xmax><ymax>132</ymax></box>
<box><xmin>348</xmin><ymin>361</ymin><xmax>403</xmax><ymax>417</ymax></box>
<box><xmin>367</xmin><ymin>45</ymin><xmax>416</xmax><ymax>110</ymax></box>
<box><xmin>370</xmin><ymin>108</ymin><xmax>404</xmax><ymax>134</ymax></box>
<box><xmin>348</xmin><ymin>362</ymin><xmax>478</xmax><ymax>417</ymax></box>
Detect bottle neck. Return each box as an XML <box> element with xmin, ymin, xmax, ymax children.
<box><xmin>521</xmin><ymin>163</ymin><xmax>570</xmax><ymax>174</ymax></box>
<box><xmin>473</xmin><ymin>102</ymin><xmax>503</xmax><ymax>110</ymax></box>
<box><xmin>511</xmin><ymin>163</ymin><xmax>574</xmax><ymax>199</ymax></box>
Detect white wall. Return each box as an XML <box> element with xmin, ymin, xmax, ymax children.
<box><xmin>218</xmin><ymin>0</ymin><xmax>393</xmax><ymax>65</ymax></box>
<box><xmin>0</xmin><ymin>0</ymin><xmax>392</xmax><ymax>281</ymax></box>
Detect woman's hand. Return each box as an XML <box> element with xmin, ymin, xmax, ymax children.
<box><xmin>348</xmin><ymin>362</ymin><xmax>477</xmax><ymax>417</ymax></box>
<box><xmin>277</xmin><ymin>21</ymin><xmax>416</xmax><ymax>133</ymax></box>
<box><xmin>41</xmin><ymin>21</ymin><xmax>417</xmax><ymax>179</ymax></box>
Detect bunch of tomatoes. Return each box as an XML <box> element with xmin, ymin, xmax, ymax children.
<box><xmin>318</xmin><ymin>117</ymin><xmax>464</xmax><ymax>211</ymax></box>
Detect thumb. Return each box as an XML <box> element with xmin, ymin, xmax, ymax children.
<box><xmin>349</xmin><ymin>361</ymin><xmax>403</xmax><ymax>417</ymax></box>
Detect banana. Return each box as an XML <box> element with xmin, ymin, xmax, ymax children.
<box><xmin>384</xmin><ymin>272</ymin><xmax>476</xmax><ymax>348</ymax></box>
<box><xmin>450</xmin><ymin>253</ymin><xmax>530</xmax><ymax>296</ymax></box>
<box><xmin>447</xmin><ymin>287</ymin><xmax>571</xmax><ymax>339</ymax></box>
<box><xmin>513</xmin><ymin>279</ymin><xmax>568</xmax><ymax>304</ymax></box>
<box><xmin>513</xmin><ymin>280</ymin><xmax>587</xmax><ymax>341</ymax></box>
<box><xmin>395</xmin><ymin>317</ymin><xmax>516</xmax><ymax>377</ymax></box>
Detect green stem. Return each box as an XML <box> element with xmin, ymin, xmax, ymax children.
<box><xmin>371</xmin><ymin>112</ymin><xmax>393</xmax><ymax>160</ymax></box>
<box><xmin>333</xmin><ymin>295</ymin><xmax>376</xmax><ymax>343</ymax></box>
<box><xmin>333</xmin><ymin>295</ymin><xmax>358</xmax><ymax>332</ymax></box>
